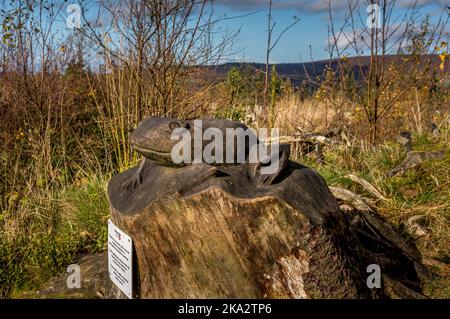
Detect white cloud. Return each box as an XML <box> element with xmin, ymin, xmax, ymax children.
<box><xmin>328</xmin><ymin>21</ymin><xmax>433</xmax><ymax>56</ymax></box>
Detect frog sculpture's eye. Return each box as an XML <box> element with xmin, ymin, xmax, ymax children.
<box><xmin>169</xmin><ymin>121</ymin><xmax>190</xmax><ymax>131</ymax></box>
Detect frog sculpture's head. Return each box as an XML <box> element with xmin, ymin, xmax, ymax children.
<box><xmin>130</xmin><ymin>117</ymin><xmax>190</xmax><ymax>166</ymax></box>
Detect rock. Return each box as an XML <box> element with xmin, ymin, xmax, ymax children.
<box><xmin>18</xmin><ymin>254</ymin><xmax>126</xmax><ymax>299</ymax></box>
<box><xmin>406</xmin><ymin>215</ymin><xmax>429</xmax><ymax>238</ymax></box>
<box><xmin>107</xmin><ymin>159</ymin><xmax>426</xmax><ymax>299</ymax></box>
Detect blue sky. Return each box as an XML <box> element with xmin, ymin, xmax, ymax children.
<box><xmin>212</xmin><ymin>0</ymin><xmax>450</xmax><ymax>63</ymax></box>
<box><xmin>4</xmin><ymin>0</ymin><xmax>447</xmax><ymax>65</ymax></box>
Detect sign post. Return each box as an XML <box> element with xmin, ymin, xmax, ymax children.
<box><xmin>108</xmin><ymin>219</ymin><xmax>133</xmax><ymax>299</ymax></box>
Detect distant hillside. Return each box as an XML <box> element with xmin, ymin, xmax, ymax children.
<box><xmin>205</xmin><ymin>55</ymin><xmax>449</xmax><ymax>86</ymax></box>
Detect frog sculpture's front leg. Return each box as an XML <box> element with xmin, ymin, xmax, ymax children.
<box><xmin>122</xmin><ymin>158</ymin><xmax>149</xmax><ymax>190</ymax></box>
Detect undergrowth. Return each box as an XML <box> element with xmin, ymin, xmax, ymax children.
<box><xmin>303</xmin><ymin>129</ymin><xmax>450</xmax><ymax>298</ymax></box>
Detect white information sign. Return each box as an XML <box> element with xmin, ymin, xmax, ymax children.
<box><xmin>108</xmin><ymin>219</ymin><xmax>133</xmax><ymax>299</ymax></box>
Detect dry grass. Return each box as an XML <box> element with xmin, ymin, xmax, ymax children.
<box><xmin>273</xmin><ymin>95</ymin><xmax>349</xmax><ymax>134</ymax></box>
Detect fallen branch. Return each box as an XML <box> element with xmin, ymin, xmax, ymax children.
<box><xmin>387</xmin><ymin>151</ymin><xmax>445</xmax><ymax>178</ymax></box>
<box><xmin>329</xmin><ymin>186</ymin><xmax>375</xmax><ymax>212</ymax></box>
<box><xmin>345</xmin><ymin>174</ymin><xmax>389</xmax><ymax>201</ymax></box>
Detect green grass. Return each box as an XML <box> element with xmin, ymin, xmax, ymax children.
<box><xmin>0</xmin><ymin>177</ymin><xmax>110</xmax><ymax>298</ymax></box>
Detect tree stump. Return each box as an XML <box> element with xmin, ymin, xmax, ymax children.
<box><xmin>108</xmin><ymin>161</ymin><xmax>424</xmax><ymax>299</ymax></box>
